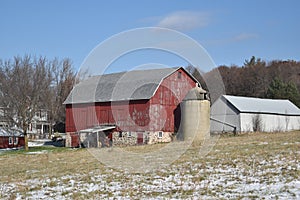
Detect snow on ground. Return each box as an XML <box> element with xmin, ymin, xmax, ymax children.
<box><xmin>28</xmin><ymin>139</ymin><xmax>52</xmax><ymax>147</ymax></box>
<box><xmin>0</xmin><ymin>153</ymin><xmax>299</xmax><ymax>199</ymax></box>
<box><xmin>25</xmin><ymin>150</ymin><xmax>49</xmax><ymax>155</ymax></box>
<box><xmin>1</xmin><ymin>133</ymin><xmax>299</xmax><ymax>199</ymax></box>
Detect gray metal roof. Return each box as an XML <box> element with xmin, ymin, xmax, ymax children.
<box><xmin>64</xmin><ymin>67</ymin><xmax>188</xmax><ymax>104</ymax></box>
<box><xmin>223</xmin><ymin>95</ymin><xmax>300</xmax><ymax>115</ymax></box>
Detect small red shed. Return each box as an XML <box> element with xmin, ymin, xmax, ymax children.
<box><xmin>0</xmin><ymin>128</ymin><xmax>25</xmax><ymax>149</ymax></box>
<box><xmin>64</xmin><ymin>67</ymin><xmax>200</xmax><ymax>147</ymax></box>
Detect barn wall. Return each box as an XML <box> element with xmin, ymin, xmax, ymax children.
<box><xmin>210</xmin><ymin>97</ymin><xmax>240</xmax><ymax>133</ymax></box>
<box><xmin>149</xmin><ymin>68</ymin><xmax>196</xmax><ymax>132</ymax></box>
<box><xmin>66</xmin><ymin>100</ymin><xmax>151</xmax><ymax>133</ymax></box>
<box><xmin>108</xmin><ymin>100</ymin><xmax>151</xmax><ymax>132</ymax></box>
<box><xmin>240</xmin><ymin>113</ymin><xmax>300</xmax><ymax>132</ymax></box>
<box><xmin>66</xmin><ymin>103</ymin><xmax>96</xmax><ymax>133</ymax></box>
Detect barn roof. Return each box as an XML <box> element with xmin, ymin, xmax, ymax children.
<box><xmin>64</xmin><ymin>67</ymin><xmax>196</xmax><ymax>104</ymax></box>
<box><xmin>223</xmin><ymin>95</ymin><xmax>300</xmax><ymax>115</ymax></box>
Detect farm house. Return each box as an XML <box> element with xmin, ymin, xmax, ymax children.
<box><xmin>0</xmin><ymin>107</ymin><xmax>51</xmax><ymax>139</ymax></box>
<box><xmin>210</xmin><ymin>95</ymin><xmax>300</xmax><ymax>133</ymax></box>
<box><xmin>0</xmin><ymin>128</ymin><xmax>24</xmax><ymax>149</ymax></box>
<box><xmin>64</xmin><ymin>67</ymin><xmax>209</xmax><ymax>147</ymax></box>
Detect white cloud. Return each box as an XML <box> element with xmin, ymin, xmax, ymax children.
<box><xmin>233</xmin><ymin>33</ymin><xmax>258</xmax><ymax>41</ymax></box>
<box><xmin>156</xmin><ymin>11</ymin><xmax>211</xmax><ymax>31</ymax></box>
<box><xmin>204</xmin><ymin>33</ymin><xmax>259</xmax><ymax>46</ymax></box>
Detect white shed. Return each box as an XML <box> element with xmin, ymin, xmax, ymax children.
<box><xmin>210</xmin><ymin>95</ymin><xmax>300</xmax><ymax>133</ymax></box>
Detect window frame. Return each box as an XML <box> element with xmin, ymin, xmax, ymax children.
<box><xmin>8</xmin><ymin>137</ymin><xmax>13</xmax><ymax>145</ymax></box>
<box><xmin>14</xmin><ymin>137</ymin><xmax>18</xmax><ymax>145</ymax></box>
<box><xmin>158</xmin><ymin>131</ymin><xmax>163</xmax><ymax>138</ymax></box>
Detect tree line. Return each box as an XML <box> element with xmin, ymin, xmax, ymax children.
<box><xmin>188</xmin><ymin>56</ymin><xmax>300</xmax><ymax>107</ymax></box>
<box><xmin>0</xmin><ymin>55</ymin><xmax>76</xmax><ymax>150</ymax></box>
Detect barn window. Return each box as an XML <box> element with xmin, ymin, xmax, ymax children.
<box><xmin>127</xmin><ymin>132</ymin><xmax>132</xmax><ymax>137</ymax></box>
<box><xmin>158</xmin><ymin>131</ymin><xmax>163</xmax><ymax>138</ymax></box>
<box><xmin>14</xmin><ymin>137</ymin><xmax>18</xmax><ymax>145</ymax></box>
<box><xmin>178</xmin><ymin>71</ymin><xmax>182</xmax><ymax>79</ymax></box>
<box><xmin>118</xmin><ymin>131</ymin><xmax>122</xmax><ymax>138</ymax></box>
<box><xmin>8</xmin><ymin>137</ymin><xmax>13</xmax><ymax>145</ymax></box>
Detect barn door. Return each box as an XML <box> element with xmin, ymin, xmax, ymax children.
<box><xmin>100</xmin><ymin>110</ymin><xmax>109</xmax><ymax>124</ymax></box>
<box><xmin>137</xmin><ymin>132</ymin><xmax>143</xmax><ymax>145</ymax></box>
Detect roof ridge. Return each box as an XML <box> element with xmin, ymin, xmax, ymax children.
<box><xmin>89</xmin><ymin>67</ymin><xmax>179</xmax><ymax>77</ymax></box>
<box><xmin>222</xmin><ymin>95</ymin><xmax>300</xmax><ymax>115</ymax></box>
<box><xmin>224</xmin><ymin>95</ymin><xmax>292</xmax><ymax>102</ymax></box>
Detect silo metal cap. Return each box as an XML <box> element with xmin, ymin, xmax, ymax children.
<box><xmin>183</xmin><ymin>86</ymin><xmax>208</xmax><ymax>101</ymax></box>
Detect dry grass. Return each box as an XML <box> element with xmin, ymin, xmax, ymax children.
<box><xmin>122</xmin><ymin>142</ymin><xmax>168</xmax><ymax>153</ymax></box>
<box><xmin>0</xmin><ymin>148</ymin><xmax>103</xmax><ymax>182</ymax></box>
<box><xmin>0</xmin><ymin>131</ymin><xmax>299</xmax><ymax>199</ymax></box>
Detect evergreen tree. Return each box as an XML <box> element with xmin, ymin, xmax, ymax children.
<box><xmin>267</xmin><ymin>77</ymin><xmax>300</xmax><ymax>107</ymax></box>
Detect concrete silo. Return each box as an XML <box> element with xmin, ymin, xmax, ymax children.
<box><xmin>179</xmin><ymin>86</ymin><xmax>210</xmax><ymax>143</ymax></box>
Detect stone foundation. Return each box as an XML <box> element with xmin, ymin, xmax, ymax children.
<box><xmin>67</xmin><ymin>131</ymin><xmax>174</xmax><ymax>148</ymax></box>
<box><xmin>113</xmin><ymin>131</ymin><xmax>139</xmax><ymax>146</ymax></box>
<box><xmin>65</xmin><ymin>133</ymin><xmax>71</xmax><ymax>147</ymax></box>
<box><xmin>112</xmin><ymin>131</ymin><xmax>173</xmax><ymax>146</ymax></box>
<box><xmin>148</xmin><ymin>131</ymin><xmax>173</xmax><ymax>144</ymax></box>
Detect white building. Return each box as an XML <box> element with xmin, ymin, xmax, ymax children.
<box><xmin>210</xmin><ymin>95</ymin><xmax>300</xmax><ymax>133</ymax></box>
<box><xmin>27</xmin><ymin>109</ymin><xmax>51</xmax><ymax>138</ymax></box>
<box><xmin>0</xmin><ymin>107</ymin><xmax>50</xmax><ymax>138</ymax></box>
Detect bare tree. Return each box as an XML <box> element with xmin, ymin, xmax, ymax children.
<box><xmin>49</xmin><ymin>58</ymin><xmax>76</xmax><ymax>134</ymax></box>
<box><xmin>0</xmin><ymin>56</ymin><xmax>52</xmax><ymax>150</ymax></box>
<box><xmin>252</xmin><ymin>114</ymin><xmax>263</xmax><ymax>132</ymax></box>
<box><xmin>285</xmin><ymin>110</ymin><xmax>290</xmax><ymax>131</ymax></box>
<box><xmin>0</xmin><ymin>55</ymin><xmax>76</xmax><ymax>149</ymax></box>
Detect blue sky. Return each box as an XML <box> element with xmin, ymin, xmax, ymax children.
<box><xmin>1</xmin><ymin>0</ymin><xmax>300</xmax><ymax>73</ymax></box>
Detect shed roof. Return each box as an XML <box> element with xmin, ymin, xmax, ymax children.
<box><xmin>79</xmin><ymin>125</ymin><xmax>116</xmax><ymax>133</ymax></box>
<box><xmin>64</xmin><ymin>67</ymin><xmax>196</xmax><ymax>104</ymax></box>
<box><xmin>223</xmin><ymin>95</ymin><xmax>300</xmax><ymax>115</ymax></box>
<box><xmin>0</xmin><ymin>128</ymin><xmax>23</xmax><ymax>137</ymax></box>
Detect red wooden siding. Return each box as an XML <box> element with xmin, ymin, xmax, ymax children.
<box><xmin>149</xmin><ymin>68</ymin><xmax>196</xmax><ymax>132</ymax></box>
<box><xmin>65</xmin><ymin>68</ymin><xmax>197</xmax><ymax>133</ymax></box>
<box><xmin>0</xmin><ymin>136</ymin><xmax>25</xmax><ymax>149</ymax></box>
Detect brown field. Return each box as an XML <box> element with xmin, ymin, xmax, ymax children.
<box><xmin>0</xmin><ymin>131</ymin><xmax>299</xmax><ymax>199</ymax></box>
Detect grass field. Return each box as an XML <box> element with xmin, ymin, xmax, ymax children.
<box><xmin>0</xmin><ymin>131</ymin><xmax>299</xmax><ymax>199</ymax></box>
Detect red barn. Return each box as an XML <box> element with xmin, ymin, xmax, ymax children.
<box><xmin>64</xmin><ymin>67</ymin><xmax>199</xmax><ymax>147</ymax></box>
